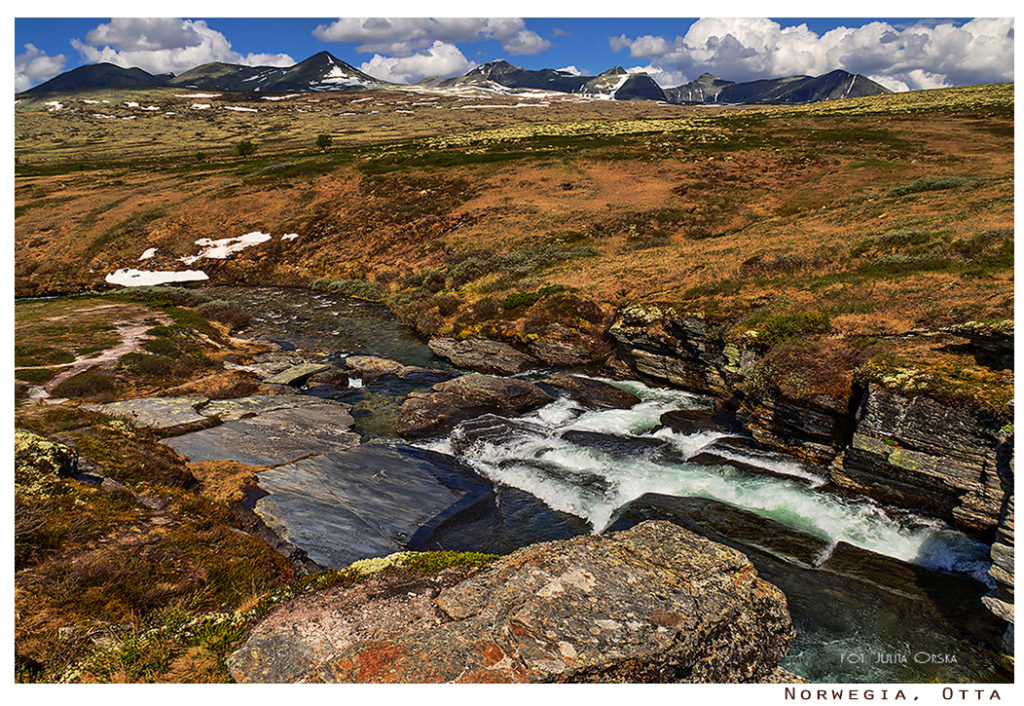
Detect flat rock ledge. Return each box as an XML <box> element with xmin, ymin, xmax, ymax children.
<box><xmin>428</xmin><ymin>337</ymin><xmax>539</xmax><ymax>376</ymax></box>
<box><xmin>227</xmin><ymin>520</ymin><xmax>795</xmax><ymax>683</ymax></box>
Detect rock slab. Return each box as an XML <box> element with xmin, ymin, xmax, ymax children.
<box><xmin>161</xmin><ymin>400</ymin><xmax>358</xmax><ymax>466</ymax></box>
<box><xmin>228</xmin><ymin>520</ymin><xmax>794</xmax><ymax>683</ymax></box>
<box><xmin>252</xmin><ymin>442</ymin><xmax>493</xmax><ymax>569</ymax></box>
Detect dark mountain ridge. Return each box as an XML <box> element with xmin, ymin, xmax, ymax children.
<box><xmin>21</xmin><ymin>53</ymin><xmax>890</xmax><ymax>105</ymax></box>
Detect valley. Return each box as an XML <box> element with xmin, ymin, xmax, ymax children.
<box><xmin>14</xmin><ymin>78</ymin><xmax>1014</xmax><ymax>684</ymax></box>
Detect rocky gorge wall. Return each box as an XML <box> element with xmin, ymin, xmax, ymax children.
<box><xmin>601</xmin><ymin>302</ymin><xmax>1014</xmax><ymax>641</ymax></box>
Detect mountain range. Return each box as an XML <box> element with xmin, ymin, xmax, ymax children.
<box><xmin>21</xmin><ymin>51</ymin><xmax>891</xmax><ymax>104</ymax></box>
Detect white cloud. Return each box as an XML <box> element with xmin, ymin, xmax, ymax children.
<box><xmin>360</xmin><ymin>41</ymin><xmax>476</xmax><ymax>84</ymax></box>
<box><xmin>71</xmin><ymin>18</ymin><xmax>294</xmax><ymax>76</ymax></box>
<box><xmin>610</xmin><ymin>17</ymin><xmax>1014</xmax><ymax>90</ymax></box>
<box><xmin>557</xmin><ymin>65</ymin><xmax>582</xmax><ymax>76</ymax></box>
<box><xmin>15</xmin><ymin>43</ymin><xmax>67</xmax><ymax>91</ymax></box>
<box><xmin>314</xmin><ymin>18</ymin><xmax>549</xmax><ymax>56</ymax></box>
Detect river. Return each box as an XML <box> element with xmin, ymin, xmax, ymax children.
<box><xmin>203</xmin><ymin>285</ymin><xmax>1009</xmax><ymax>683</ymax></box>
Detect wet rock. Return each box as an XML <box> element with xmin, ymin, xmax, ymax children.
<box><xmin>428</xmin><ymin>337</ymin><xmax>538</xmax><ymax>375</ymax></box>
<box><xmin>983</xmin><ymin>495</ymin><xmax>1014</xmax><ymax>653</ymax></box>
<box><xmin>252</xmin><ymin>442</ymin><xmax>493</xmax><ymax>568</ymax></box>
<box><xmin>162</xmin><ymin>400</ymin><xmax>359</xmax><ymax>466</ymax></box>
<box><xmin>422</xmin><ymin>484</ymin><xmax>591</xmax><ymax>555</ymax></box>
<box><xmin>229</xmin><ymin>521</ymin><xmax>794</xmax><ymax>683</ymax></box>
<box><xmin>610</xmin><ymin>304</ymin><xmax>738</xmax><ymax>397</ymax></box>
<box><xmin>660</xmin><ymin>408</ymin><xmax>738</xmax><ymax>435</ymax></box>
<box><xmin>85</xmin><ymin>396</ymin><xmax>210</xmax><ymax>430</ymax></box>
<box><xmin>344</xmin><ymin>355</ymin><xmax>433</xmax><ymax>382</ymax></box>
<box><xmin>833</xmin><ymin>383</ymin><xmax>1011</xmax><ymax>536</ymax></box>
<box><xmin>541</xmin><ymin>374</ymin><xmax>639</xmax><ymax>409</ymax></box>
<box><xmin>450</xmin><ymin>414</ymin><xmax>548</xmax><ymax>454</ymax></box>
<box><xmin>396</xmin><ymin>374</ymin><xmax>553</xmax><ymax>439</ymax></box>
<box><xmin>561</xmin><ymin>429</ymin><xmax>672</xmax><ymax>459</ymax></box>
<box><xmin>305</xmin><ymin>366</ymin><xmax>350</xmax><ymax>387</ymax></box>
<box><xmin>264</xmin><ymin>363</ymin><xmax>332</xmax><ymax>386</ymax></box>
<box><xmin>612</xmin><ymin>495</ymin><xmax>831</xmax><ymax>569</ymax></box>
<box><xmin>687</xmin><ymin>449</ymin><xmax>826</xmax><ymax>486</ymax></box>
<box><xmin>738</xmin><ymin>392</ymin><xmax>854</xmax><ymax>465</ymax></box>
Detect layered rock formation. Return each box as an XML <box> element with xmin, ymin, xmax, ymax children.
<box><xmin>227</xmin><ymin>521</ymin><xmax>796</xmax><ymax>683</ymax></box>
<box><xmin>833</xmin><ymin>384</ymin><xmax>1012</xmax><ymax>536</ymax></box>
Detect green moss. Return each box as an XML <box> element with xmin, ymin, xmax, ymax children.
<box><xmin>887</xmin><ymin>176</ymin><xmax>970</xmax><ymax>198</ymax></box>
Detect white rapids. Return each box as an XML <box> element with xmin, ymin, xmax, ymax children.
<box><xmin>419</xmin><ymin>376</ymin><xmax>992</xmax><ymax>583</ymax></box>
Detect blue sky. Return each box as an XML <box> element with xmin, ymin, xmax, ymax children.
<box><xmin>14</xmin><ymin>17</ymin><xmax>1013</xmax><ymax>92</ymax></box>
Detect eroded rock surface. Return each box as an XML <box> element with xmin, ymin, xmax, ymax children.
<box><xmin>833</xmin><ymin>383</ymin><xmax>1012</xmax><ymax>535</ymax></box>
<box><xmin>85</xmin><ymin>396</ymin><xmax>211</xmax><ymax>430</ymax></box>
<box><xmin>161</xmin><ymin>399</ymin><xmax>358</xmax><ymax>466</ymax></box>
<box><xmin>264</xmin><ymin>363</ymin><xmax>332</xmax><ymax>386</ymax></box>
<box><xmin>228</xmin><ymin>521</ymin><xmax>794</xmax><ymax>683</ymax></box>
<box><xmin>252</xmin><ymin>442</ymin><xmax>492</xmax><ymax>569</ymax></box>
<box><xmin>428</xmin><ymin>337</ymin><xmax>539</xmax><ymax>375</ymax></box>
<box><xmin>396</xmin><ymin>373</ymin><xmax>553</xmax><ymax>439</ymax></box>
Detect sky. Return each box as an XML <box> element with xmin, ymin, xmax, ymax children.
<box><xmin>13</xmin><ymin>16</ymin><xmax>1014</xmax><ymax>92</ymax></box>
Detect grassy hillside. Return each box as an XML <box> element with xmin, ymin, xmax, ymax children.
<box><xmin>15</xmin><ymin>82</ymin><xmax>1013</xmax><ymax>411</ymax></box>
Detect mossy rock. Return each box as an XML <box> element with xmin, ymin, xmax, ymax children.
<box><xmin>15</xmin><ymin>429</ymin><xmax>77</xmax><ymax>495</ymax></box>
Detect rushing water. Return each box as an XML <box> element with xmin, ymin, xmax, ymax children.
<box><xmin>202</xmin><ymin>285</ymin><xmax>1008</xmax><ymax>683</ymax></box>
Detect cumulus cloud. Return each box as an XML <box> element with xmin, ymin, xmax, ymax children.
<box><xmin>71</xmin><ymin>18</ymin><xmax>294</xmax><ymax>76</ymax></box>
<box><xmin>314</xmin><ymin>18</ymin><xmax>550</xmax><ymax>56</ymax></box>
<box><xmin>610</xmin><ymin>17</ymin><xmax>1013</xmax><ymax>90</ymax></box>
<box><xmin>557</xmin><ymin>65</ymin><xmax>582</xmax><ymax>75</ymax></box>
<box><xmin>360</xmin><ymin>41</ymin><xmax>476</xmax><ymax>84</ymax></box>
<box><xmin>16</xmin><ymin>43</ymin><xmax>67</xmax><ymax>91</ymax></box>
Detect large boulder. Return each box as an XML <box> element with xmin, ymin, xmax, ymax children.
<box><xmin>396</xmin><ymin>373</ymin><xmax>553</xmax><ymax>439</ymax></box>
<box><xmin>541</xmin><ymin>374</ymin><xmax>639</xmax><ymax>409</ymax></box>
<box><xmin>428</xmin><ymin>337</ymin><xmax>539</xmax><ymax>375</ymax></box>
<box><xmin>344</xmin><ymin>355</ymin><xmax>434</xmax><ymax>382</ymax></box>
<box><xmin>228</xmin><ymin>520</ymin><xmax>795</xmax><ymax>683</ymax></box>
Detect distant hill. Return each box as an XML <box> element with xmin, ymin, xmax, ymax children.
<box><xmin>664</xmin><ymin>69</ymin><xmax>890</xmax><ymax>105</ymax></box>
<box><xmin>24</xmin><ymin>63</ymin><xmax>171</xmax><ymax>94</ymax></box>
<box><xmin>20</xmin><ymin>54</ymin><xmax>889</xmax><ymax>105</ymax></box>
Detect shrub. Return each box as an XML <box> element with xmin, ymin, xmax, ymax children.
<box><xmin>142</xmin><ymin>337</ymin><xmax>181</xmax><ymax>358</ymax></box>
<box><xmin>887</xmin><ymin>177</ymin><xmax>969</xmax><ymax>197</ymax></box>
<box><xmin>109</xmin><ymin>286</ymin><xmax>210</xmax><ymax>309</ymax></box>
<box><xmin>502</xmin><ymin>291</ymin><xmax>542</xmax><ymax>310</ymax></box>
<box><xmin>51</xmin><ymin>370</ymin><xmax>119</xmax><ymax>401</ymax></box>
<box><xmin>235</xmin><ymin>140</ymin><xmax>257</xmax><ymax>157</ymax></box>
<box><xmin>117</xmin><ymin>352</ymin><xmax>175</xmax><ymax>376</ymax></box>
<box><xmin>15</xmin><ymin>368</ymin><xmax>58</xmax><ymax>384</ymax></box>
<box><xmin>195</xmin><ymin>300</ymin><xmax>251</xmax><ymax>330</ymax></box>
<box><xmin>315</xmin><ymin>134</ymin><xmax>332</xmax><ymax>150</ymax></box>
<box><xmin>311</xmin><ymin>278</ymin><xmax>385</xmax><ymax>300</ymax></box>
<box><xmin>432</xmin><ymin>293</ymin><xmax>462</xmax><ymax>316</ymax></box>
